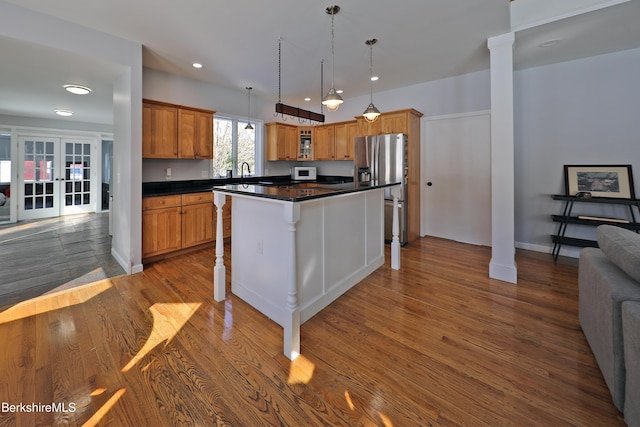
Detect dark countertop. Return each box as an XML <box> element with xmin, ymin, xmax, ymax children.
<box><xmin>142</xmin><ymin>175</ymin><xmax>353</xmax><ymax>197</ymax></box>
<box><xmin>211</xmin><ymin>180</ymin><xmax>400</xmax><ymax>202</ymax></box>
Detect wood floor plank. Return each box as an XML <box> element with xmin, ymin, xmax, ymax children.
<box><xmin>0</xmin><ymin>236</ymin><xmax>627</xmax><ymax>426</ymax></box>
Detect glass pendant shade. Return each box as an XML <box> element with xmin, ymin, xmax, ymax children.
<box><xmin>244</xmin><ymin>122</ymin><xmax>254</xmax><ymax>130</ymax></box>
<box><xmin>322</xmin><ymin>87</ymin><xmax>343</xmax><ymax>111</ymax></box>
<box><xmin>363</xmin><ymin>102</ymin><xmax>381</xmax><ymax>123</ymax></box>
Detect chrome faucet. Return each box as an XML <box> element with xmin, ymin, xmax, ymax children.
<box><xmin>240</xmin><ymin>161</ymin><xmax>251</xmax><ymax>183</ymax></box>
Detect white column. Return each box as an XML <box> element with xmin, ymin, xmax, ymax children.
<box><xmin>487</xmin><ymin>32</ymin><xmax>517</xmax><ymax>284</ymax></box>
<box><xmin>283</xmin><ymin>202</ymin><xmax>301</xmax><ymax>360</ymax></box>
<box><xmin>390</xmin><ymin>185</ymin><xmax>401</xmax><ymax>270</ymax></box>
<box><xmin>213</xmin><ymin>191</ymin><xmax>227</xmax><ymax>301</ymax></box>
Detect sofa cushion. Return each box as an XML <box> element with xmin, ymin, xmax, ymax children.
<box><xmin>597</xmin><ymin>225</ymin><xmax>640</xmax><ymax>283</ymax></box>
<box><xmin>622</xmin><ymin>301</ymin><xmax>640</xmax><ymax>427</ymax></box>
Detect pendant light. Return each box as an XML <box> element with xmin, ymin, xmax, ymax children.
<box><xmin>363</xmin><ymin>39</ymin><xmax>381</xmax><ymax>123</ymax></box>
<box><xmin>322</xmin><ymin>5</ymin><xmax>343</xmax><ymax>112</ymax></box>
<box><xmin>244</xmin><ymin>87</ymin><xmax>254</xmax><ymax>130</ymax></box>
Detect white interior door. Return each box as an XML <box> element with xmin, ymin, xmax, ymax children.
<box><xmin>61</xmin><ymin>139</ymin><xmax>96</xmax><ymax>215</ymax></box>
<box><xmin>18</xmin><ymin>136</ymin><xmax>96</xmax><ymax>220</ymax></box>
<box><xmin>18</xmin><ymin>136</ymin><xmax>60</xmax><ymax>220</ymax></box>
<box><xmin>421</xmin><ymin>112</ymin><xmax>492</xmax><ymax>246</ymax></box>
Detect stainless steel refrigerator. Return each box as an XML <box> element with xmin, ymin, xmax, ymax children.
<box><xmin>353</xmin><ymin>133</ymin><xmax>408</xmax><ymax>245</ymax></box>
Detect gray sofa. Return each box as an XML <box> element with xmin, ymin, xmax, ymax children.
<box><xmin>579</xmin><ymin>224</ymin><xmax>640</xmax><ymax>426</ymax></box>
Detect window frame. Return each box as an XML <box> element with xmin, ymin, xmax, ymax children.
<box><xmin>213</xmin><ymin>113</ymin><xmax>263</xmax><ymax>178</ymax></box>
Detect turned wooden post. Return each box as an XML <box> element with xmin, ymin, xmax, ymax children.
<box><xmin>213</xmin><ymin>191</ymin><xmax>226</xmax><ymax>302</ymax></box>
<box><xmin>391</xmin><ymin>185</ymin><xmax>401</xmax><ymax>270</ymax></box>
<box><xmin>283</xmin><ymin>202</ymin><xmax>301</xmax><ymax>360</ymax></box>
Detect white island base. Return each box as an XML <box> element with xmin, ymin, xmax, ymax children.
<box><xmin>213</xmin><ymin>185</ymin><xmax>401</xmax><ymax>359</ymax></box>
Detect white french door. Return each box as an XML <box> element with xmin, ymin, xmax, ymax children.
<box><xmin>18</xmin><ymin>136</ymin><xmax>97</xmax><ymax>220</ymax></box>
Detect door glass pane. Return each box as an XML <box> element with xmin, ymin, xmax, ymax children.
<box><xmin>64</xmin><ymin>142</ymin><xmax>92</xmax><ymax>207</ymax></box>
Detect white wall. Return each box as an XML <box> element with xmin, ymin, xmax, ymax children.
<box><xmin>514</xmin><ymin>47</ymin><xmax>640</xmax><ymax>257</ymax></box>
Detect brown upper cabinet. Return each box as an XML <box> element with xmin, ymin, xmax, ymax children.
<box><xmin>178</xmin><ymin>109</ymin><xmax>214</xmax><ymax>159</ymax></box>
<box><xmin>355</xmin><ymin>109</ymin><xmax>417</xmax><ymax>137</ymax></box>
<box><xmin>313</xmin><ymin>121</ymin><xmax>358</xmax><ymax>161</ymax></box>
<box><xmin>313</xmin><ymin>125</ymin><xmax>336</xmax><ymax>160</ymax></box>
<box><xmin>334</xmin><ymin>121</ymin><xmax>358</xmax><ymax>160</ymax></box>
<box><xmin>143</xmin><ymin>99</ymin><xmax>215</xmax><ymax>159</ymax></box>
<box><xmin>266</xmin><ymin>122</ymin><xmax>299</xmax><ymax>161</ymax></box>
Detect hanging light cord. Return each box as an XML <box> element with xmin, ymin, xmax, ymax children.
<box><xmin>320</xmin><ymin>59</ymin><xmax>324</xmax><ymax>114</ymax></box>
<box><xmin>330</xmin><ymin>8</ymin><xmax>336</xmax><ymax>88</ymax></box>
<box><xmin>369</xmin><ymin>42</ymin><xmax>374</xmax><ymax>103</ymax></box>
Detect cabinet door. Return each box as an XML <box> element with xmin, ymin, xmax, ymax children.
<box><xmin>380</xmin><ymin>112</ymin><xmax>407</xmax><ymax>134</ymax></box>
<box><xmin>143</xmin><ymin>103</ymin><xmax>178</xmax><ymax>158</ymax></box>
<box><xmin>181</xmin><ymin>202</ymin><xmax>215</xmax><ymax>248</ymax></box>
<box><xmin>178</xmin><ymin>109</ymin><xmax>213</xmax><ymax>159</ymax></box>
<box><xmin>266</xmin><ymin>123</ymin><xmax>303</xmax><ymax>161</ymax></box>
<box><xmin>313</xmin><ymin>125</ymin><xmax>335</xmax><ymax>160</ymax></box>
<box><xmin>334</xmin><ymin>122</ymin><xmax>357</xmax><ymax>160</ymax></box>
<box><xmin>357</xmin><ymin>116</ymin><xmax>382</xmax><ymax>137</ymax></box>
<box><xmin>142</xmin><ymin>206</ymin><xmax>182</xmax><ymax>257</ymax></box>
<box><xmin>285</xmin><ymin>126</ymin><xmax>299</xmax><ymax>160</ymax></box>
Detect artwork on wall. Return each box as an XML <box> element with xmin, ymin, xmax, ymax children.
<box><xmin>564</xmin><ymin>164</ymin><xmax>635</xmax><ymax>199</ymax></box>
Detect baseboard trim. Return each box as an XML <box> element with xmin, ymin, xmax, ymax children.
<box><xmin>515</xmin><ymin>241</ymin><xmax>580</xmax><ymax>259</ymax></box>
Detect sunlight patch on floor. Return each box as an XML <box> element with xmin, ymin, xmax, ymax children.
<box><xmin>287</xmin><ymin>354</ymin><xmax>315</xmax><ymax>385</ymax></box>
<box><xmin>121</xmin><ymin>302</ymin><xmax>202</xmax><ymax>372</ymax></box>
<box><xmin>81</xmin><ymin>388</ymin><xmax>126</xmax><ymax>427</ymax></box>
<box><xmin>0</xmin><ymin>279</ymin><xmax>113</xmax><ymax>324</ymax></box>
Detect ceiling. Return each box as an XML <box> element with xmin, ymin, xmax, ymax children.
<box><xmin>0</xmin><ymin>0</ymin><xmax>639</xmax><ymax>125</ymax></box>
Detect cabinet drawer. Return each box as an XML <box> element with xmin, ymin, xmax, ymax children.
<box><xmin>182</xmin><ymin>192</ymin><xmax>214</xmax><ymax>205</ymax></box>
<box><xmin>143</xmin><ymin>195</ymin><xmax>182</xmax><ymax>210</ymax></box>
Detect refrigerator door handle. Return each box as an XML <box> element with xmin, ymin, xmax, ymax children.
<box><xmin>374</xmin><ymin>139</ymin><xmax>380</xmax><ymax>182</ymax></box>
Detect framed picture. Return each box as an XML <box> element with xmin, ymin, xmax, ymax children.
<box><xmin>564</xmin><ymin>164</ymin><xmax>635</xmax><ymax>199</ymax></box>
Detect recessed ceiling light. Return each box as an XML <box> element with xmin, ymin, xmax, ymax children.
<box><xmin>539</xmin><ymin>39</ymin><xmax>561</xmax><ymax>48</ymax></box>
<box><xmin>304</xmin><ymin>97</ymin><xmax>311</xmax><ymax>102</ymax></box>
<box><xmin>55</xmin><ymin>110</ymin><xmax>74</xmax><ymax>117</ymax></box>
<box><xmin>64</xmin><ymin>85</ymin><xmax>92</xmax><ymax>95</ymax></box>
<box><xmin>192</xmin><ymin>63</ymin><xmax>203</xmax><ymax>69</ymax></box>
<box><xmin>371</xmin><ymin>76</ymin><xmax>379</xmax><ymax>81</ymax></box>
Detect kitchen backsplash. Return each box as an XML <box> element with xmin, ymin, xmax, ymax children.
<box><xmin>143</xmin><ymin>158</ymin><xmax>354</xmax><ymax>182</ymax></box>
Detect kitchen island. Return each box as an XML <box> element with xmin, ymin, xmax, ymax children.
<box><xmin>212</xmin><ymin>180</ymin><xmax>402</xmax><ymax>359</ymax></box>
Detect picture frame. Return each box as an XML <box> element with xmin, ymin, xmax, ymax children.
<box><xmin>564</xmin><ymin>164</ymin><xmax>635</xmax><ymax>199</ymax></box>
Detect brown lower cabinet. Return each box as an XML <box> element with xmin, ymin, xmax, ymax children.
<box><xmin>142</xmin><ymin>192</ymin><xmax>231</xmax><ymax>260</ymax></box>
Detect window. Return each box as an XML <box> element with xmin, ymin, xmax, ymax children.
<box><xmin>213</xmin><ymin>115</ymin><xmax>262</xmax><ymax>178</ymax></box>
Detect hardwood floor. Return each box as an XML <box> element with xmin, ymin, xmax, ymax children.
<box><xmin>0</xmin><ymin>213</ymin><xmax>126</xmax><ymax>309</ymax></box>
<box><xmin>0</xmin><ymin>237</ymin><xmax>625</xmax><ymax>426</ymax></box>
